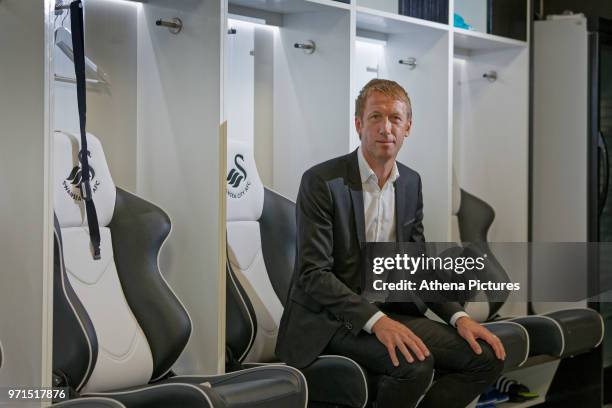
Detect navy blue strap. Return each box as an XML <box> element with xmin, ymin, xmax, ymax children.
<box><xmin>70</xmin><ymin>0</ymin><xmax>101</xmax><ymax>260</ymax></box>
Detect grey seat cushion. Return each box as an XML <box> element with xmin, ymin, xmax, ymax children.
<box><xmin>483</xmin><ymin>321</ymin><xmax>530</xmax><ymax>371</ymax></box>
<box><xmin>512</xmin><ymin>308</ymin><xmax>604</xmax><ymax>358</ymax></box>
<box><xmin>166</xmin><ymin>365</ymin><xmax>307</xmax><ymax>408</ymax></box>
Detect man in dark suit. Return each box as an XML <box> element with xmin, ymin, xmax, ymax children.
<box><xmin>276</xmin><ymin>79</ymin><xmax>505</xmax><ymax>408</ymax></box>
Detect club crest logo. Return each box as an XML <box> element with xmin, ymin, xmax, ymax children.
<box><xmin>227</xmin><ymin>154</ymin><xmax>251</xmax><ymax>199</ymax></box>
<box><xmin>62</xmin><ymin>152</ymin><xmax>100</xmax><ymax>201</ymax></box>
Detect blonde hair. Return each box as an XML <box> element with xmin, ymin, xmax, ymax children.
<box><xmin>355</xmin><ymin>78</ymin><xmax>412</xmax><ymax>120</ymax></box>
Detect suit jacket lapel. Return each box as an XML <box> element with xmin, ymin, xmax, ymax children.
<box><xmin>347</xmin><ymin>150</ymin><xmax>366</xmax><ymax>246</ymax></box>
<box><xmin>394</xmin><ymin>173</ymin><xmax>407</xmax><ymax>242</ymax></box>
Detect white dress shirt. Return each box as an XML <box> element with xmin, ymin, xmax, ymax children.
<box><xmin>356</xmin><ymin>147</ymin><xmax>468</xmax><ymax>333</ymax></box>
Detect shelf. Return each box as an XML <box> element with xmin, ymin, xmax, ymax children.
<box><xmin>453</xmin><ymin>28</ymin><xmax>527</xmax><ymax>52</ymax></box>
<box><xmin>356</xmin><ymin>6</ymin><xmax>449</xmax><ymax>36</ymax></box>
<box><xmin>229</xmin><ymin>0</ymin><xmax>350</xmax><ymax>15</ymax></box>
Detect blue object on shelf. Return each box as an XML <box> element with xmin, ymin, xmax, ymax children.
<box><xmin>476</xmin><ymin>386</ymin><xmax>509</xmax><ymax>407</ymax></box>
<box><xmin>454</xmin><ymin>13</ymin><xmax>473</xmax><ymax>30</ymax></box>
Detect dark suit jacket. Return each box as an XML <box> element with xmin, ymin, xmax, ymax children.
<box><xmin>275</xmin><ymin>149</ymin><xmax>464</xmax><ymax>368</ymax></box>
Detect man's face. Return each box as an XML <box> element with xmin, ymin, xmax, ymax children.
<box><xmin>355</xmin><ymin>91</ymin><xmax>412</xmax><ymax>164</ymax></box>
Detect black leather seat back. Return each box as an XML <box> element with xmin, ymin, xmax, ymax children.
<box><xmin>108</xmin><ymin>189</ymin><xmax>192</xmax><ymax>380</ymax></box>
<box><xmin>53</xmin><ymin>214</ymin><xmax>98</xmax><ymax>391</ymax></box>
<box><xmin>456</xmin><ymin>189</ymin><xmax>511</xmax><ymax>320</ymax></box>
<box><xmin>260</xmin><ymin>188</ymin><xmax>297</xmax><ymax>306</ymax></box>
<box><xmin>226</xmin><ymin>188</ymin><xmax>298</xmax><ymax>365</ymax></box>
<box><xmin>226</xmin><ymin>140</ymin><xmax>294</xmax><ymax>363</ymax></box>
<box><xmin>226</xmin><ymin>261</ymin><xmax>257</xmax><ymax>364</ymax></box>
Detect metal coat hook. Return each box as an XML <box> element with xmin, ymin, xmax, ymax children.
<box><xmin>156</xmin><ymin>18</ymin><xmax>183</xmax><ymax>34</ymax></box>
<box><xmin>483</xmin><ymin>70</ymin><xmax>498</xmax><ymax>82</ymax></box>
<box><xmin>294</xmin><ymin>40</ymin><xmax>316</xmax><ymax>54</ymax></box>
<box><xmin>399</xmin><ymin>57</ymin><xmax>417</xmax><ymax>70</ymax></box>
<box><xmin>55</xmin><ymin>0</ymin><xmax>72</xmax><ymax>16</ymax></box>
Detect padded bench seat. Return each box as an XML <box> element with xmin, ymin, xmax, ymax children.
<box><xmin>512</xmin><ymin>308</ymin><xmax>604</xmax><ymax>358</ymax></box>
<box><xmin>299</xmin><ymin>355</ymin><xmax>368</xmax><ymax>408</ymax></box>
<box><xmin>482</xmin><ymin>321</ymin><xmax>530</xmax><ymax>371</ymax></box>
<box><xmin>242</xmin><ymin>356</ymin><xmax>369</xmax><ymax>408</ymax></box>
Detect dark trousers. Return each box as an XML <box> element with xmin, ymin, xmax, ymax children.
<box><xmin>323</xmin><ymin>313</ymin><xmax>503</xmax><ymax>408</ymax></box>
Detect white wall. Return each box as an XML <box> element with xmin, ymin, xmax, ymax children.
<box><xmin>386</xmin><ymin>30</ymin><xmax>450</xmax><ymax>242</ymax></box>
<box><xmin>254</xmin><ymin>26</ymin><xmax>275</xmax><ymax>187</ymax></box>
<box><xmin>138</xmin><ymin>0</ymin><xmax>224</xmax><ymax>374</ymax></box>
<box><xmin>226</xmin><ymin>19</ymin><xmax>255</xmax><ymax>145</ymax></box>
<box><xmin>224</xmin><ymin>18</ymin><xmax>276</xmax><ymax>187</ymax></box>
<box><xmin>532</xmin><ymin>18</ymin><xmax>588</xmax><ymax>242</ymax></box>
<box><xmin>531</xmin><ymin>18</ymin><xmax>589</xmax><ymax>314</ymax></box>
<box><xmin>353</xmin><ymin>28</ymin><xmax>451</xmax><ymax>241</ymax></box>
<box><xmin>273</xmin><ymin>9</ymin><xmax>352</xmax><ymax>200</ymax></box>
<box><xmin>0</xmin><ymin>0</ymin><xmax>52</xmax><ymax>389</ymax></box>
<box><xmin>353</xmin><ymin>37</ymin><xmax>385</xmax><ymax>147</ymax></box>
<box><xmin>453</xmin><ymin>46</ymin><xmax>529</xmax><ymax>317</ymax></box>
<box><xmin>54</xmin><ymin>0</ymin><xmax>139</xmax><ymax>191</ymax></box>
<box><xmin>453</xmin><ymin>48</ymin><xmax>529</xmax><ymax>243</ymax></box>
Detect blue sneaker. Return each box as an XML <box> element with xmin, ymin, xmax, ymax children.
<box><xmin>477</xmin><ymin>386</ymin><xmax>510</xmax><ymax>407</ymax></box>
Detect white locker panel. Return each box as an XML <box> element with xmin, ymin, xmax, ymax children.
<box><xmin>273</xmin><ymin>9</ymin><xmax>351</xmax><ymax>200</ymax></box>
<box><xmin>0</xmin><ymin>0</ymin><xmax>52</xmax><ymax>390</ymax></box>
<box><xmin>226</xmin><ymin>19</ymin><xmax>255</xmax><ymax>145</ymax></box>
<box><xmin>532</xmin><ymin>17</ymin><xmax>589</xmax><ymax>314</ymax></box>
<box><xmin>533</xmin><ymin>18</ymin><xmax>589</xmax><ymax>242</ymax></box>
<box><xmin>386</xmin><ymin>30</ymin><xmax>450</xmax><ymax>242</ymax></box>
<box><xmin>138</xmin><ymin>0</ymin><xmax>225</xmax><ymax>373</ymax></box>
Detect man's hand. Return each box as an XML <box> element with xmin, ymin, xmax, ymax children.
<box><xmin>371</xmin><ymin>316</ymin><xmax>430</xmax><ymax>367</ymax></box>
<box><xmin>456</xmin><ymin>316</ymin><xmax>505</xmax><ymax>360</ymax></box>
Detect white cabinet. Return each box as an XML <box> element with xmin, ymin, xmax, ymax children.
<box><xmin>225</xmin><ymin>0</ymin><xmax>530</xmax><ymax>245</ymax></box>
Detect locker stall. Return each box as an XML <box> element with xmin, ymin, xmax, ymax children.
<box><xmin>354</xmin><ymin>8</ymin><xmax>452</xmax><ymax>241</ymax></box>
<box><xmin>452</xmin><ymin>38</ymin><xmax>529</xmax><ymax>243</ymax></box>
<box><xmin>52</xmin><ymin>0</ymin><xmax>226</xmax><ymax>377</ymax></box>
<box><xmin>0</xmin><ymin>0</ymin><xmax>227</xmax><ymax>390</ymax></box>
<box><xmin>226</xmin><ymin>0</ymin><xmax>352</xmax><ymax>200</ymax></box>
<box><xmin>452</xmin><ymin>17</ymin><xmax>530</xmax><ymax>318</ymax></box>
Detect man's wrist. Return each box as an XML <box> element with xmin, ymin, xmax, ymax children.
<box><xmin>363</xmin><ymin>311</ymin><xmax>386</xmax><ymax>334</ymax></box>
<box><xmin>450</xmin><ymin>311</ymin><xmax>470</xmax><ymax>327</ymax></box>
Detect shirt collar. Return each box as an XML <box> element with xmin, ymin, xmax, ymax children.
<box><xmin>357</xmin><ymin>146</ymin><xmax>400</xmax><ymax>185</ymax></box>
